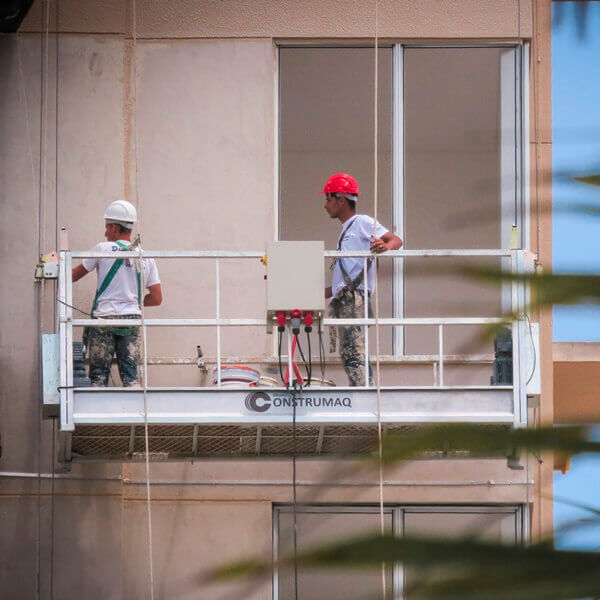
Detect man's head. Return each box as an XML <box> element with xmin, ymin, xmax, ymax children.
<box><xmin>324</xmin><ymin>192</ymin><xmax>357</xmax><ymax>219</ymax></box>
<box><xmin>321</xmin><ymin>173</ymin><xmax>359</xmax><ymax>220</ymax></box>
<box><xmin>103</xmin><ymin>200</ymin><xmax>137</xmax><ymax>241</ymax></box>
<box><xmin>104</xmin><ymin>221</ymin><xmax>132</xmax><ymax>241</ymax></box>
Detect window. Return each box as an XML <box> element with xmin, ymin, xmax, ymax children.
<box><xmin>279</xmin><ymin>45</ymin><xmax>526</xmax><ymax>358</ymax></box>
<box><xmin>274</xmin><ymin>505</ymin><xmax>524</xmax><ymax>599</ymax></box>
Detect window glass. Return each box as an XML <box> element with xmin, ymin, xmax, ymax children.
<box><xmin>277</xmin><ymin>509</ymin><xmax>393</xmax><ymax>600</ymax></box>
<box><xmin>403</xmin><ymin>47</ymin><xmax>517</xmax><ymax>357</ymax></box>
<box><xmin>279</xmin><ymin>47</ymin><xmax>395</xmax><ymax>354</ymax></box>
<box><xmin>275</xmin><ymin>506</ymin><xmax>520</xmax><ymax>599</ymax></box>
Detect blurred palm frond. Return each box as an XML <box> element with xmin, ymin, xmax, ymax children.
<box><xmin>465</xmin><ymin>267</ymin><xmax>600</xmax><ymax>310</ymax></box>
<box><xmin>376</xmin><ymin>424</ymin><xmax>599</xmax><ymax>464</ymax></box>
<box><xmin>212</xmin><ymin>532</ymin><xmax>600</xmax><ymax>600</ymax></box>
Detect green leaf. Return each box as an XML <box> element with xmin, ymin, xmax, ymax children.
<box><xmin>464</xmin><ymin>267</ymin><xmax>600</xmax><ymax>309</ymax></box>
<box><xmin>376</xmin><ymin>424</ymin><xmax>600</xmax><ymax>464</ymax></box>
<box><xmin>214</xmin><ymin>532</ymin><xmax>600</xmax><ymax>599</ymax></box>
<box><xmin>573</xmin><ymin>173</ymin><xmax>600</xmax><ymax>188</ymax></box>
<box><xmin>207</xmin><ymin>558</ymin><xmax>269</xmax><ymax>581</ymax></box>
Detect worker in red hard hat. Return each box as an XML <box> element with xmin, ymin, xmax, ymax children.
<box><xmin>322</xmin><ymin>173</ymin><xmax>402</xmax><ymax>386</ymax></box>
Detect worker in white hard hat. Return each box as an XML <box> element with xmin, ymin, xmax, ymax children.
<box><xmin>71</xmin><ymin>200</ymin><xmax>162</xmax><ymax>387</ymax></box>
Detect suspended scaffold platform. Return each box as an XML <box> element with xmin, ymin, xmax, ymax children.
<box><xmin>41</xmin><ymin>248</ymin><xmax>535</xmax><ymax>465</ymax></box>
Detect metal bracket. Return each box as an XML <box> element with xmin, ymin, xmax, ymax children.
<box><xmin>35</xmin><ymin>251</ymin><xmax>59</xmax><ymax>280</ymax></box>
<box><xmin>196</xmin><ymin>345</ymin><xmax>208</xmax><ymax>373</ymax></box>
<box><xmin>56</xmin><ymin>431</ymin><xmax>73</xmax><ymax>473</ymax></box>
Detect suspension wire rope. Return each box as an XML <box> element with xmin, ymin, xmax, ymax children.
<box><xmin>130</xmin><ymin>1</ymin><xmax>156</xmax><ymax>597</ymax></box>
<box><xmin>530</xmin><ymin>0</ymin><xmax>542</xmax><ymax>544</ymax></box>
<box><xmin>371</xmin><ymin>0</ymin><xmax>388</xmax><ymax>597</ymax></box>
<box><xmin>17</xmin><ymin>25</ymin><xmax>45</xmax><ymax>598</ymax></box>
<box><xmin>531</xmin><ymin>0</ymin><xmax>541</xmax><ymax>261</ymax></box>
<box><xmin>55</xmin><ymin>0</ymin><xmax>59</xmax><ymax>253</ymax></box>
<box><xmin>34</xmin><ymin>2</ymin><xmax>51</xmax><ymax>598</ymax></box>
<box><xmin>49</xmin><ymin>4</ymin><xmax>60</xmax><ymax>597</ymax></box>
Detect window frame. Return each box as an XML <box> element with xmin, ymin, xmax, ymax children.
<box><xmin>273</xmin><ymin>503</ymin><xmax>526</xmax><ymax>599</ymax></box>
<box><xmin>276</xmin><ymin>41</ymin><xmax>530</xmax><ymax>356</ymax></box>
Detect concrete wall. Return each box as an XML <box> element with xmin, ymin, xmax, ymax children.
<box><xmin>553</xmin><ymin>342</ymin><xmax>600</xmax><ymax>423</ymax></box>
<box><xmin>0</xmin><ymin>0</ymin><xmax>552</xmax><ymax>597</ymax></box>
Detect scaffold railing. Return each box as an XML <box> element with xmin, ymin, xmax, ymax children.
<box><xmin>51</xmin><ymin>248</ymin><xmax>531</xmax><ymax>434</ymax></box>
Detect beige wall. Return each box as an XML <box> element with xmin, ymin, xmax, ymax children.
<box><xmin>0</xmin><ymin>0</ymin><xmax>552</xmax><ymax>597</ymax></box>
<box><xmin>20</xmin><ymin>0</ymin><xmax>533</xmax><ymax>39</ymax></box>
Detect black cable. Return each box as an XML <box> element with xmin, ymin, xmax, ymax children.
<box><xmin>306</xmin><ymin>329</ymin><xmax>312</xmax><ymax>387</ymax></box>
<box><xmin>294</xmin><ymin>334</ymin><xmax>311</xmax><ymax>385</ymax></box>
<box><xmin>277</xmin><ymin>329</ymin><xmax>286</xmax><ymax>386</ymax></box>
<box><xmin>525</xmin><ymin>313</ymin><xmax>537</xmax><ymax>386</ymax></box>
<box><xmin>291</xmin><ymin>379</ymin><xmax>300</xmax><ymax>600</ymax></box>
<box><xmin>57</xmin><ymin>298</ymin><xmax>92</xmax><ymax>316</ymax></box>
<box><xmin>50</xmin><ymin>417</ymin><xmax>56</xmax><ymax>600</ymax></box>
<box><xmin>317</xmin><ymin>317</ymin><xmax>326</xmax><ymax>382</ymax></box>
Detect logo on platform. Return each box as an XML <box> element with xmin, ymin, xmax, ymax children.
<box><xmin>245</xmin><ymin>391</ymin><xmax>272</xmax><ymax>412</ymax></box>
<box><xmin>244</xmin><ymin>391</ymin><xmax>353</xmax><ymax>412</ymax></box>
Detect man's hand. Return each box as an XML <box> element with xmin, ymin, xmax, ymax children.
<box><xmin>370</xmin><ymin>232</ymin><xmax>403</xmax><ymax>254</ymax></box>
<box><xmin>370</xmin><ymin>237</ymin><xmax>388</xmax><ymax>254</ymax></box>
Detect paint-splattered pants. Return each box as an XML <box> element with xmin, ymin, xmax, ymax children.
<box><xmin>331</xmin><ymin>288</ymin><xmax>373</xmax><ymax>387</ymax></box>
<box><xmin>84</xmin><ymin>315</ymin><xmax>140</xmax><ymax>387</ymax></box>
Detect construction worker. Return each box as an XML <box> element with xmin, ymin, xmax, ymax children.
<box><xmin>322</xmin><ymin>173</ymin><xmax>402</xmax><ymax>386</ymax></box>
<box><xmin>71</xmin><ymin>200</ymin><xmax>162</xmax><ymax>386</ymax></box>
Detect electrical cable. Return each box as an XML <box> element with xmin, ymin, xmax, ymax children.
<box><xmin>306</xmin><ymin>329</ymin><xmax>312</xmax><ymax>387</ymax></box>
<box><xmin>279</xmin><ymin>326</ymin><xmax>301</xmax><ymax>600</ymax></box>
<box><xmin>525</xmin><ymin>313</ymin><xmax>537</xmax><ymax>386</ymax></box>
<box><xmin>294</xmin><ymin>333</ymin><xmax>311</xmax><ymax>386</ymax></box>
<box><xmin>317</xmin><ymin>316</ymin><xmax>326</xmax><ymax>382</ymax></box>
<box><xmin>291</xmin><ymin>377</ymin><xmax>300</xmax><ymax>600</ymax></box>
<box><xmin>56</xmin><ymin>298</ymin><xmax>92</xmax><ymax>316</ymax></box>
<box><xmin>278</xmin><ymin>329</ymin><xmax>286</xmax><ymax>385</ymax></box>
<box><xmin>50</xmin><ymin>417</ymin><xmax>56</xmax><ymax>600</ymax></box>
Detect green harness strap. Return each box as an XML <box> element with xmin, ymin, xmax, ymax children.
<box><xmin>90</xmin><ymin>241</ymin><xmax>142</xmax><ymax>336</ymax></box>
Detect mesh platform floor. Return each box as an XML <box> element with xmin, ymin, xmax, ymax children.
<box><xmin>71</xmin><ymin>424</ymin><xmax>431</xmax><ymax>459</ymax></box>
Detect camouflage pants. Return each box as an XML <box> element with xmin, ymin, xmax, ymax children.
<box><xmin>331</xmin><ymin>288</ymin><xmax>373</xmax><ymax>387</ymax></box>
<box><xmin>84</xmin><ymin>315</ymin><xmax>140</xmax><ymax>387</ymax></box>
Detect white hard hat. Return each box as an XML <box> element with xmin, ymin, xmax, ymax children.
<box><xmin>104</xmin><ymin>200</ymin><xmax>137</xmax><ymax>229</ymax></box>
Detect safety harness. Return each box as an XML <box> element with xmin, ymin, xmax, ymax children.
<box><xmin>89</xmin><ymin>240</ymin><xmax>142</xmax><ymax>336</ymax></box>
<box><xmin>332</xmin><ymin>216</ymin><xmax>374</xmax><ymax>301</ymax></box>
<box><xmin>328</xmin><ymin>218</ymin><xmax>374</xmax><ymax>352</ymax></box>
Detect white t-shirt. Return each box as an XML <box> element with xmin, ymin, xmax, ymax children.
<box><xmin>331</xmin><ymin>214</ymin><xmax>388</xmax><ymax>297</ymax></box>
<box><xmin>82</xmin><ymin>240</ymin><xmax>160</xmax><ymax>317</ymax></box>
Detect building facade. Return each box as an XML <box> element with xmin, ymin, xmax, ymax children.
<box><xmin>0</xmin><ymin>1</ymin><xmax>553</xmax><ymax>598</ymax></box>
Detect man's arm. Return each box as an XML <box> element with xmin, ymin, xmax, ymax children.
<box><xmin>370</xmin><ymin>231</ymin><xmax>403</xmax><ymax>254</ymax></box>
<box><xmin>144</xmin><ymin>283</ymin><xmax>162</xmax><ymax>307</ymax></box>
<box><xmin>72</xmin><ymin>264</ymin><xmax>89</xmax><ymax>282</ymax></box>
<box><xmin>325</xmin><ymin>286</ymin><xmax>332</xmax><ymax>299</ymax></box>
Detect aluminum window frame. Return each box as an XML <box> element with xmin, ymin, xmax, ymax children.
<box><xmin>273</xmin><ymin>503</ymin><xmax>525</xmax><ymax>600</ymax></box>
<box><xmin>276</xmin><ymin>42</ymin><xmax>529</xmax><ymax>358</ymax></box>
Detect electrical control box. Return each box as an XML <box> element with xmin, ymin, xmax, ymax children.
<box><xmin>266</xmin><ymin>241</ymin><xmax>325</xmax><ymax>329</ymax></box>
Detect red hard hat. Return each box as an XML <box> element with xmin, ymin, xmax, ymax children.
<box><xmin>321</xmin><ymin>173</ymin><xmax>360</xmax><ymax>196</ymax></box>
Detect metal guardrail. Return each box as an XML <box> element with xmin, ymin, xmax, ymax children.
<box><xmin>56</xmin><ymin>249</ymin><xmax>529</xmax><ymax>432</ymax></box>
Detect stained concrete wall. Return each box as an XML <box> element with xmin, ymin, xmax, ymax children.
<box><xmin>0</xmin><ymin>0</ymin><xmax>552</xmax><ymax>598</ymax></box>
